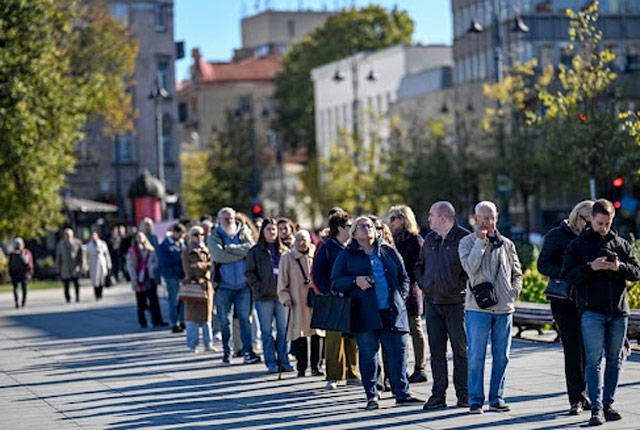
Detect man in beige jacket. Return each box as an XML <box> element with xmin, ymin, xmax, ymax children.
<box><xmin>458</xmin><ymin>201</ymin><xmax>522</xmax><ymax>415</ymax></box>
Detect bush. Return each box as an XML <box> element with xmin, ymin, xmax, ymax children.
<box><xmin>0</xmin><ymin>248</ymin><xmax>8</xmax><ymax>284</ymax></box>
<box><xmin>520</xmin><ymin>262</ymin><xmax>549</xmax><ymax>304</ymax></box>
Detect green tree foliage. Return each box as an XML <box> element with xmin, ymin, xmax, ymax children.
<box><xmin>528</xmin><ymin>2</ymin><xmax>639</xmax><ymax>194</ymax></box>
<box><xmin>273</xmin><ymin>6</ymin><xmax>413</xmax><ymax>151</ymax></box>
<box><xmin>0</xmin><ymin>0</ymin><xmax>137</xmax><ymax>239</ymax></box>
<box><xmin>180</xmin><ymin>151</ymin><xmax>213</xmax><ymax>219</ymax></box>
<box><xmin>189</xmin><ymin>111</ymin><xmax>256</xmax><ymax>217</ymax></box>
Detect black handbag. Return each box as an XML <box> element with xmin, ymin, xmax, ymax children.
<box><xmin>470</xmin><ymin>281</ymin><xmax>498</xmax><ymax>309</ymax></box>
<box><xmin>544</xmin><ymin>278</ymin><xmax>571</xmax><ymax>301</ymax></box>
<box><xmin>310</xmin><ymin>293</ymin><xmax>352</xmax><ymax>332</ymax></box>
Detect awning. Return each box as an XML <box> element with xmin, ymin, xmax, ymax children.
<box><xmin>64</xmin><ymin>197</ymin><xmax>118</xmax><ymax>213</ymax></box>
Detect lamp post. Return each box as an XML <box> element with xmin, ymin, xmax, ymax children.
<box><xmin>467</xmin><ymin>0</ymin><xmax>529</xmax><ymax>232</ymax></box>
<box><xmin>148</xmin><ymin>86</ymin><xmax>170</xmax><ymax>185</ymax></box>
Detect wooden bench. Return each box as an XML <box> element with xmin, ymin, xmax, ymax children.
<box><xmin>513</xmin><ymin>302</ymin><xmax>557</xmax><ymax>340</ymax></box>
<box><xmin>514</xmin><ymin>303</ymin><xmax>640</xmax><ymax>343</ymax></box>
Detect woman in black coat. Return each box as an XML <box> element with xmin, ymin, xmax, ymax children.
<box><xmin>538</xmin><ymin>200</ymin><xmax>593</xmax><ymax>415</ymax></box>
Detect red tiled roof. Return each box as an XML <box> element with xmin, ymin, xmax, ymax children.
<box><xmin>198</xmin><ymin>55</ymin><xmax>282</xmax><ymax>84</ymax></box>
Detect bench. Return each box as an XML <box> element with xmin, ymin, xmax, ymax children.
<box><xmin>513</xmin><ymin>302</ymin><xmax>557</xmax><ymax>340</ymax></box>
<box><xmin>514</xmin><ymin>303</ymin><xmax>640</xmax><ymax>344</ymax></box>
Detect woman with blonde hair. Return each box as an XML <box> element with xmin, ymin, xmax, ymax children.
<box><xmin>182</xmin><ymin>225</ymin><xmax>215</xmax><ymax>353</ymax></box>
<box><xmin>538</xmin><ymin>200</ymin><xmax>594</xmax><ymax>415</ymax></box>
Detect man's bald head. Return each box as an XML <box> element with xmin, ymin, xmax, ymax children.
<box><xmin>428</xmin><ymin>201</ymin><xmax>456</xmax><ymax>235</ymax></box>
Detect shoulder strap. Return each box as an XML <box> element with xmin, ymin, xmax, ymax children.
<box><xmin>216</xmin><ymin>230</ymin><xmax>225</xmax><ymax>249</ymax></box>
<box><xmin>295</xmin><ymin>257</ymin><xmax>310</xmax><ymax>283</ymax></box>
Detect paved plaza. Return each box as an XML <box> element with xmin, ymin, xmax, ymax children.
<box><xmin>1</xmin><ymin>282</ymin><xmax>640</xmax><ymax>430</ymax></box>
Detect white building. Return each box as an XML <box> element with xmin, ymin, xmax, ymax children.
<box><xmin>311</xmin><ymin>44</ymin><xmax>452</xmax><ymax>160</ymax></box>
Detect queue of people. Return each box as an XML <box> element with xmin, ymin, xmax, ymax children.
<box><xmin>10</xmin><ymin>196</ymin><xmax>636</xmax><ymax>427</ymax></box>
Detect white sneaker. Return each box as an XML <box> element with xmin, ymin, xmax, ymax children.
<box><xmin>188</xmin><ymin>347</ymin><xmax>198</xmax><ymax>354</ymax></box>
<box><xmin>204</xmin><ymin>344</ymin><xmax>219</xmax><ymax>352</ymax></box>
<box><xmin>326</xmin><ymin>380</ymin><xmax>338</xmax><ymax>390</ymax></box>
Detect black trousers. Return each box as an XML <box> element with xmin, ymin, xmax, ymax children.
<box><xmin>425</xmin><ymin>299</ymin><xmax>468</xmax><ymax>399</ymax></box>
<box><xmin>94</xmin><ymin>285</ymin><xmax>103</xmax><ymax>300</ymax></box>
<box><xmin>62</xmin><ymin>277</ymin><xmax>80</xmax><ymax>302</ymax></box>
<box><xmin>551</xmin><ymin>299</ymin><xmax>588</xmax><ymax>406</ymax></box>
<box><xmin>12</xmin><ymin>277</ymin><xmax>27</xmax><ymax>306</ymax></box>
<box><xmin>292</xmin><ymin>335</ymin><xmax>322</xmax><ymax>372</ymax></box>
<box><xmin>135</xmin><ymin>285</ymin><xmax>163</xmax><ymax>326</ymax></box>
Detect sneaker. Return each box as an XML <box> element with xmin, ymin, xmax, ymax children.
<box><xmin>583</xmin><ymin>399</ymin><xmax>592</xmax><ymax>411</ymax></box>
<box><xmin>171</xmin><ymin>325</ymin><xmax>183</xmax><ymax>333</ymax></box>
<box><xmin>469</xmin><ymin>404</ymin><xmax>484</xmax><ymax>415</ymax></box>
<box><xmin>408</xmin><ymin>371</ymin><xmax>428</xmax><ymax>383</ymax></box>
<box><xmin>188</xmin><ymin>347</ymin><xmax>198</xmax><ymax>354</ymax></box>
<box><xmin>280</xmin><ymin>365</ymin><xmax>295</xmax><ymax>372</ymax></box>
<box><xmin>297</xmin><ymin>370</ymin><xmax>305</xmax><ymax>377</ymax></box>
<box><xmin>222</xmin><ymin>353</ymin><xmax>230</xmax><ymax>364</ymax></box>
<box><xmin>326</xmin><ymin>380</ymin><xmax>338</xmax><ymax>390</ymax></box>
<box><xmin>346</xmin><ymin>378</ymin><xmax>362</xmax><ymax>386</ymax></box>
<box><xmin>489</xmin><ymin>400</ymin><xmax>511</xmax><ymax>412</ymax></box>
<box><xmin>396</xmin><ymin>395</ymin><xmax>423</xmax><ymax>405</ymax></box>
<box><xmin>423</xmin><ymin>396</ymin><xmax>447</xmax><ymax>410</ymax></box>
<box><xmin>365</xmin><ymin>397</ymin><xmax>380</xmax><ymax>410</ymax></box>
<box><xmin>244</xmin><ymin>354</ymin><xmax>261</xmax><ymax>365</ymax></box>
<box><xmin>603</xmin><ymin>404</ymin><xmax>622</xmax><ymax>422</ymax></box>
<box><xmin>311</xmin><ymin>369</ymin><xmax>324</xmax><ymax>377</ymax></box>
<box><xmin>457</xmin><ymin>394</ymin><xmax>469</xmax><ymax>408</ymax></box>
<box><xmin>267</xmin><ymin>365</ymin><xmax>279</xmax><ymax>374</ymax></box>
<box><xmin>204</xmin><ymin>344</ymin><xmax>218</xmax><ymax>353</ymax></box>
<box><xmin>569</xmin><ymin>402</ymin><xmax>584</xmax><ymax>416</ymax></box>
<box><xmin>589</xmin><ymin>408</ymin><xmax>604</xmax><ymax>426</ymax></box>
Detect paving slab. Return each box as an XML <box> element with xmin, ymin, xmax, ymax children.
<box><xmin>1</xmin><ymin>282</ymin><xmax>640</xmax><ymax>429</ymax></box>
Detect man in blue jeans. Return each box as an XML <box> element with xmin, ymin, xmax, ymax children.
<box><xmin>563</xmin><ymin>199</ymin><xmax>640</xmax><ymax>426</ymax></box>
<box><xmin>458</xmin><ymin>201</ymin><xmax>522</xmax><ymax>415</ymax></box>
<box><xmin>208</xmin><ymin>207</ymin><xmax>260</xmax><ymax>364</ymax></box>
<box><xmin>157</xmin><ymin>223</ymin><xmax>186</xmax><ymax>333</ymax></box>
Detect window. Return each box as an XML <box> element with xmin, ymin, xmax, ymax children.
<box><xmin>288</xmin><ymin>20</ymin><xmax>295</xmax><ymax>38</ymax></box>
<box><xmin>156</xmin><ymin>60</ymin><xmax>170</xmax><ymax>90</ymax></box>
<box><xmin>539</xmin><ymin>44</ymin><xmax>554</xmax><ymax>68</ymax></box>
<box><xmin>560</xmin><ymin>45</ymin><xmax>574</xmax><ymax>67</ymax></box>
<box><xmin>628</xmin><ymin>43</ymin><xmax>640</xmax><ymax>71</ymax></box>
<box><xmin>114</xmin><ymin>133</ymin><xmax>135</xmax><ymax>163</ymax></box>
<box><xmin>238</xmin><ymin>95</ymin><xmax>252</xmax><ymax>115</ymax></box>
<box><xmin>178</xmin><ymin>102</ymin><xmax>188</xmax><ymax>123</ymax></box>
<box><xmin>162</xmin><ymin>115</ymin><xmax>173</xmax><ymax>162</ymax></box>
<box><xmin>535</xmin><ymin>1</ymin><xmax>553</xmax><ymax>13</ymax></box>
<box><xmin>155</xmin><ymin>4</ymin><xmax>167</xmax><ymax>31</ymax></box>
<box><xmin>109</xmin><ymin>2</ymin><xmax>128</xmax><ymax>26</ymax></box>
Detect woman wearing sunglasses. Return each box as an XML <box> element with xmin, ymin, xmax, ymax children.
<box><xmin>331</xmin><ymin>216</ymin><xmax>421</xmax><ymax>410</ymax></box>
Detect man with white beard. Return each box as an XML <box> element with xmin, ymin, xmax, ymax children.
<box><xmin>208</xmin><ymin>207</ymin><xmax>259</xmax><ymax>364</ymax></box>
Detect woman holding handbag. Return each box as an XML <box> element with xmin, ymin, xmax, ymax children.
<box><xmin>245</xmin><ymin>218</ymin><xmax>294</xmax><ymax>373</ymax></box>
<box><xmin>181</xmin><ymin>225</ymin><xmax>215</xmax><ymax>353</ymax></box>
<box><xmin>538</xmin><ymin>200</ymin><xmax>593</xmax><ymax>415</ymax></box>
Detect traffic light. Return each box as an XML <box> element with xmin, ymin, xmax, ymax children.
<box><xmin>610</xmin><ymin>177</ymin><xmax>624</xmax><ymax>209</ymax></box>
<box><xmin>252</xmin><ymin>204</ymin><xmax>262</xmax><ymax>218</ymax></box>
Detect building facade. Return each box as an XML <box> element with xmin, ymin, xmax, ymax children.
<box><xmin>311</xmin><ymin>44</ymin><xmax>453</xmax><ymax>160</ymax></box>
<box><xmin>66</xmin><ymin>0</ymin><xmax>180</xmax><ymax>221</ymax></box>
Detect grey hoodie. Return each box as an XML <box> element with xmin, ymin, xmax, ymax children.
<box><xmin>458</xmin><ymin>232</ymin><xmax>523</xmax><ymax>314</ymax></box>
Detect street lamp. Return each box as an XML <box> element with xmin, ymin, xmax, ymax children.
<box><xmin>467</xmin><ymin>0</ymin><xmax>529</xmax><ymax>231</ymax></box>
<box><xmin>148</xmin><ymin>86</ymin><xmax>170</xmax><ymax>185</ymax></box>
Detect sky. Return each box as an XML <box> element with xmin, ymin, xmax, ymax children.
<box><xmin>174</xmin><ymin>0</ymin><xmax>453</xmax><ymax>82</ymax></box>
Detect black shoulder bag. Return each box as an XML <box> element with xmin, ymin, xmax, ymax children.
<box><xmin>470</xmin><ymin>248</ymin><xmax>500</xmax><ymax>309</ymax></box>
<box><xmin>212</xmin><ymin>231</ymin><xmax>224</xmax><ymax>288</ymax></box>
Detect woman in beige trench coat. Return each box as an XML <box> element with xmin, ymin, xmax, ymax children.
<box><xmin>278</xmin><ymin>230</ymin><xmax>325</xmax><ymax>377</ymax></box>
<box><xmin>181</xmin><ymin>225</ymin><xmax>214</xmax><ymax>353</ymax></box>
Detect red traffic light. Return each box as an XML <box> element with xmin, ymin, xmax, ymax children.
<box><xmin>614</xmin><ymin>201</ymin><xmax>621</xmax><ymax>209</ymax></box>
<box><xmin>612</xmin><ymin>177</ymin><xmax>624</xmax><ymax>188</ymax></box>
<box><xmin>252</xmin><ymin>204</ymin><xmax>262</xmax><ymax>215</ymax></box>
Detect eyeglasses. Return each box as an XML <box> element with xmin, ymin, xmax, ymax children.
<box><xmin>358</xmin><ymin>223</ymin><xmax>374</xmax><ymax>231</ymax></box>
<box><xmin>376</xmin><ymin>226</ymin><xmax>383</xmax><ymax>231</ymax></box>
<box><xmin>389</xmin><ymin>215</ymin><xmax>402</xmax><ymax>222</ymax></box>
<box><xmin>192</xmin><ymin>233</ymin><xmax>202</xmax><ymax>237</ymax></box>
<box><xmin>343</xmin><ymin>223</ymin><xmax>353</xmax><ymax>228</ymax></box>
<box><xmin>580</xmin><ymin>215</ymin><xmax>590</xmax><ymax>223</ymax></box>
<box><xmin>222</xmin><ymin>217</ymin><xmax>234</xmax><ymax>222</ymax></box>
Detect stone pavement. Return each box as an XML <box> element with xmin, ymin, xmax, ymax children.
<box><xmin>1</xmin><ymin>282</ymin><xmax>640</xmax><ymax>430</ymax></box>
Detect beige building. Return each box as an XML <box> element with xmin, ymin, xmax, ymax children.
<box><xmin>66</xmin><ymin>0</ymin><xmax>180</xmax><ymax>220</ymax></box>
<box><xmin>234</xmin><ymin>10</ymin><xmax>335</xmax><ymax>60</ymax></box>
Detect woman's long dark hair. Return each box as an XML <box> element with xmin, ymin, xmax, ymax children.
<box><xmin>258</xmin><ymin>218</ymin><xmax>286</xmax><ymax>255</ymax></box>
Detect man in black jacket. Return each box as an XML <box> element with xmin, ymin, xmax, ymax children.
<box><xmin>563</xmin><ymin>199</ymin><xmax>640</xmax><ymax>426</ymax></box>
<box><xmin>417</xmin><ymin>201</ymin><xmax>470</xmax><ymax>410</ymax></box>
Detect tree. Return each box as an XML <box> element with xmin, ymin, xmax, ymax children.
<box><xmin>273</xmin><ymin>6</ymin><xmax>413</xmax><ymax>151</ymax></box>
<box><xmin>529</xmin><ymin>2</ymin><xmax>639</xmax><ymax>198</ymax></box>
<box><xmin>482</xmin><ymin>59</ymin><xmax>556</xmax><ymax>232</ymax></box>
<box><xmin>180</xmin><ymin>151</ymin><xmax>213</xmax><ymax>219</ymax></box>
<box><xmin>0</xmin><ymin>0</ymin><xmax>137</xmax><ymax>239</ymax></box>
<box><xmin>191</xmin><ymin>111</ymin><xmax>256</xmax><ymax>217</ymax></box>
